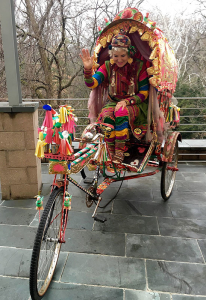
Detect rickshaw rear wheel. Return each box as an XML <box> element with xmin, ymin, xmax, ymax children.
<box><xmin>161</xmin><ymin>140</ymin><xmax>178</xmax><ymax>201</ymax></box>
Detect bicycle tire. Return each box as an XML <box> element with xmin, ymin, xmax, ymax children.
<box><xmin>161</xmin><ymin>140</ymin><xmax>178</xmax><ymax>201</ymax></box>
<box><xmin>30</xmin><ymin>187</ymin><xmax>64</xmax><ymax>300</ymax></box>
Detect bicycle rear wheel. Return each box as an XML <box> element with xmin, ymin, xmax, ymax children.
<box><xmin>161</xmin><ymin>140</ymin><xmax>178</xmax><ymax>201</ymax></box>
<box><xmin>30</xmin><ymin>187</ymin><xmax>64</xmax><ymax>300</ymax></box>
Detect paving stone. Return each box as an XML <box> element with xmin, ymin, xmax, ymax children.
<box><xmin>176</xmin><ymin>181</ymin><xmax>206</xmax><ymax>192</ymax></box>
<box><xmin>113</xmin><ymin>200</ymin><xmax>172</xmax><ymax>217</ymax></box>
<box><xmin>0</xmin><ymin>207</ymin><xmax>36</xmax><ymax>225</ymax></box>
<box><xmin>126</xmin><ymin>178</ymin><xmax>177</xmax><ymax>191</ymax></box>
<box><xmin>178</xmin><ymin>164</ymin><xmax>206</xmax><ymax>173</ymax></box>
<box><xmin>67</xmin><ymin>211</ymin><xmax>95</xmax><ymax>230</ymax></box>
<box><xmin>41</xmin><ymin>163</ymin><xmax>49</xmax><ymax>174</ymax></box>
<box><xmin>29</xmin><ymin>209</ymin><xmax>94</xmax><ymax>229</ymax></box>
<box><xmin>125</xmin><ymin>290</ymin><xmax>171</xmax><ymax>300</ymax></box>
<box><xmin>153</xmin><ymin>191</ymin><xmax>206</xmax><ymax>205</ymax></box>
<box><xmin>0</xmin><ymin>276</ymin><xmax>30</xmax><ymax>300</ymax></box>
<box><xmin>43</xmin><ymin>282</ymin><xmax>123</xmax><ymax>300</ymax></box>
<box><xmin>170</xmin><ymin>203</ymin><xmax>206</xmax><ymax>220</ymax></box>
<box><xmin>70</xmin><ymin>195</ymin><xmax>113</xmax><ymax>214</ymax></box>
<box><xmin>185</xmin><ymin>164</ymin><xmax>206</xmax><ymax>173</ymax></box>
<box><xmin>94</xmin><ymin>214</ymin><xmax>159</xmax><ymax>235</ymax></box>
<box><xmin>172</xmin><ymin>295</ymin><xmax>206</xmax><ymax>299</ymax></box>
<box><xmin>197</xmin><ymin>239</ymin><xmax>206</xmax><ymax>262</ymax></box>
<box><xmin>63</xmin><ymin>229</ymin><xmax>125</xmax><ymax>256</ymax></box>
<box><xmin>61</xmin><ymin>252</ymin><xmax>146</xmax><ymax>289</ymax></box>
<box><xmin>1</xmin><ymin>198</ymin><xmax>37</xmax><ymax>209</ymax></box>
<box><xmin>182</xmin><ymin>172</ymin><xmax>206</xmax><ymax>182</ymax></box>
<box><xmin>147</xmin><ymin>260</ymin><xmax>206</xmax><ymax>295</ymax></box>
<box><xmin>41</xmin><ymin>183</ymin><xmax>53</xmax><ymax>196</ymax></box>
<box><xmin>29</xmin><ymin>210</ymin><xmax>44</xmax><ymax>227</ymax></box>
<box><xmin>0</xmin><ymin>247</ymin><xmax>31</xmax><ymax>278</ymax></box>
<box><xmin>175</xmin><ymin>172</ymin><xmax>186</xmax><ymax>181</ymax></box>
<box><xmin>158</xmin><ymin>217</ymin><xmax>206</xmax><ymax>239</ymax></box>
<box><xmin>52</xmin><ymin>252</ymin><xmax>68</xmax><ymax>281</ymax></box>
<box><xmin>0</xmin><ymin>224</ymin><xmax>37</xmax><ymax>249</ymax></box>
<box><xmin>126</xmin><ymin>234</ymin><xmax>203</xmax><ymax>263</ymax></box>
<box><xmin>41</xmin><ymin>173</ymin><xmax>54</xmax><ymax>184</ymax></box>
<box><xmin>115</xmin><ymin>187</ymin><xmax>153</xmax><ymax>202</ymax></box>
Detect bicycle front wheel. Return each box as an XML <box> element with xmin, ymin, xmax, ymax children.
<box><xmin>30</xmin><ymin>187</ymin><xmax>64</xmax><ymax>300</ymax></box>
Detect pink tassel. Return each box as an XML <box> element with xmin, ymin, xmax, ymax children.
<box><xmin>45</xmin><ymin>128</ymin><xmax>53</xmax><ymax>144</ymax></box>
<box><xmin>63</xmin><ymin>118</ymin><xmax>76</xmax><ymax>134</ymax></box>
<box><xmin>42</xmin><ymin>111</ymin><xmax>53</xmax><ymax>128</ymax></box>
<box><xmin>58</xmin><ymin>139</ymin><xmax>67</xmax><ymax>156</ymax></box>
<box><xmin>53</xmin><ymin>127</ymin><xmax>61</xmax><ymax>145</ymax></box>
<box><xmin>58</xmin><ymin>139</ymin><xmax>73</xmax><ymax>156</ymax></box>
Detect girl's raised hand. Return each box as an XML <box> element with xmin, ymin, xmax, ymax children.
<box><xmin>79</xmin><ymin>48</ymin><xmax>94</xmax><ymax>70</ymax></box>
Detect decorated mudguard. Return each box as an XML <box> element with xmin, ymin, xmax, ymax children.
<box><xmin>162</xmin><ymin>132</ymin><xmax>182</xmax><ymax>162</ymax></box>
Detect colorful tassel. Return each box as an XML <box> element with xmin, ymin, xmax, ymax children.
<box><xmin>35</xmin><ymin>140</ymin><xmax>47</xmax><ymax>158</ymax></box>
<box><xmin>59</xmin><ymin>106</ymin><xmax>67</xmax><ymax>124</ymax></box>
<box><xmin>45</xmin><ymin>127</ymin><xmax>53</xmax><ymax>144</ymax></box>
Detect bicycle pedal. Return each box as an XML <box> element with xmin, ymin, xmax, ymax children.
<box><xmin>83</xmin><ymin>177</ymin><xmax>94</xmax><ymax>184</ymax></box>
<box><xmin>94</xmin><ymin>215</ymin><xmax>107</xmax><ymax>223</ymax></box>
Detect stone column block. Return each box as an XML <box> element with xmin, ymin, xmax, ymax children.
<box><xmin>1</xmin><ymin>168</ymin><xmax>28</xmax><ymax>185</ymax></box>
<box><xmin>1</xmin><ymin>184</ymin><xmax>11</xmax><ymax>200</ymax></box>
<box><xmin>11</xmin><ymin>184</ymin><xmax>41</xmax><ymax>199</ymax></box>
<box><xmin>0</xmin><ymin>108</ymin><xmax>41</xmax><ymax>199</ymax></box>
<box><xmin>2</xmin><ymin>112</ymin><xmax>35</xmax><ymax>131</ymax></box>
<box><xmin>0</xmin><ymin>132</ymin><xmax>25</xmax><ymax>150</ymax></box>
<box><xmin>8</xmin><ymin>150</ymin><xmax>37</xmax><ymax>168</ymax></box>
<box><xmin>0</xmin><ymin>151</ymin><xmax>7</xmax><ymax>169</ymax></box>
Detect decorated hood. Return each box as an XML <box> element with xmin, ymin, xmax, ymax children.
<box><xmin>93</xmin><ymin>7</ymin><xmax>178</xmax><ymax>93</ymax></box>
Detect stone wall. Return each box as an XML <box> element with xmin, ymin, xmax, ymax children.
<box><xmin>0</xmin><ymin>110</ymin><xmax>42</xmax><ymax>199</ymax></box>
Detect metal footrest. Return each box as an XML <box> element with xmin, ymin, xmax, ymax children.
<box><xmin>94</xmin><ymin>215</ymin><xmax>107</xmax><ymax>223</ymax></box>
<box><xmin>83</xmin><ymin>177</ymin><xmax>94</xmax><ymax>184</ymax></box>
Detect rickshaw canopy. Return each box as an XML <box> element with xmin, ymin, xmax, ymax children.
<box><xmin>93</xmin><ymin>7</ymin><xmax>178</xmax><ymax>93</ymax></box>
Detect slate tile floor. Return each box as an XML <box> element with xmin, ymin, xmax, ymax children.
<box><xmin>0</xmin><ymin>162</ymin><xmax>206</xmax><ymax>300</ymax></box>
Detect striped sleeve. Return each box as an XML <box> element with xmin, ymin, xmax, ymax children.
<box><xmin>84</xmin><ymin>63</ymin><xmax>108</xmax><ymax>89</ymax></box>
<box><xmin>125</xmin><ymin>62</ymin><xmax>149</xmax><ymax>105</ymax></box>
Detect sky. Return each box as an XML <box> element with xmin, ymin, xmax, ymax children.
<box><xmin>138</xmin><ymin>0</ymin><xmax>199</xmax><ymax>18</ymax></box>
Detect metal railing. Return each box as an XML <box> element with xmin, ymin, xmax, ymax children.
<box><xmin>24</xmin><ymin>96</ymin><xmax>206</xmax><ymax>140</ymax></box>
<box><xmin>176</xmin><ymin>97</ymin><xmax>206</xmax><ymax>138</ymax></box>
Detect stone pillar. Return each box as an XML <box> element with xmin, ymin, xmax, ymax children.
<box><xmin>0</xmin><ymin>108</ymin><xmax>42</xmax><ymax>199</ymax></box>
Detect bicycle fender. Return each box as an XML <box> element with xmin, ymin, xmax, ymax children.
<box><xmin>162</xmin><ymin>131</ymin><xmax>182</xmax><ymax>162</ymax></box>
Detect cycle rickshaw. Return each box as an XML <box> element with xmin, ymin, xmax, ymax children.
<box><xmin>30</xmin><ymin>7</ymin><xmax>181</xmax><ymax>300</ymax></box>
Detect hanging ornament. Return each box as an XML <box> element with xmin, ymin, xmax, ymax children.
<box><xmin>36</xmin><ymin>196</ymin><xmax>44</xmax><ymax>210</ymax></box>
<box><xmin>58</xmin><ymin>131</ymin><xmax>73</xmax><ymax>156</ymax></box>
<box><xmin>42</xmin><ymin>104</ymin><xmax>56</xmax><ymax>128</ymax></box>
<box><xmin>63</xmin><ymin>194</ymin><xmax>72</xmax><ymax>210</ymax></box>
<box><xmin>45</xmin><ymin>127</ymin><xmax>53</xmax><ymax>144</ymax></box>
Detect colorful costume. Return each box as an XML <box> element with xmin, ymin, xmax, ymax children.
<box><xmin>84</xmin><ymin>56</ymin><xmax>149</xmax><ymax>161</ymax></box>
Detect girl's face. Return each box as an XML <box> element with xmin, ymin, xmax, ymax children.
<box><xmin>112</xmin><ymin>49</ymin><xmax>129</xmax><ymax>67</ymax></box>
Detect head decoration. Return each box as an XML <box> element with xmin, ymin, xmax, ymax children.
<box><xmin>109</xmin><ymin>30</ymin><xmax>136</xmax><ymax>57</ymax></box>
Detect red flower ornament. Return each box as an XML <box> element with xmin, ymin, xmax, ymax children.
<box><xmin>122</xmin><ymin>9</ymin><xmax>133</xmax><ymax>19</ymax></box>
